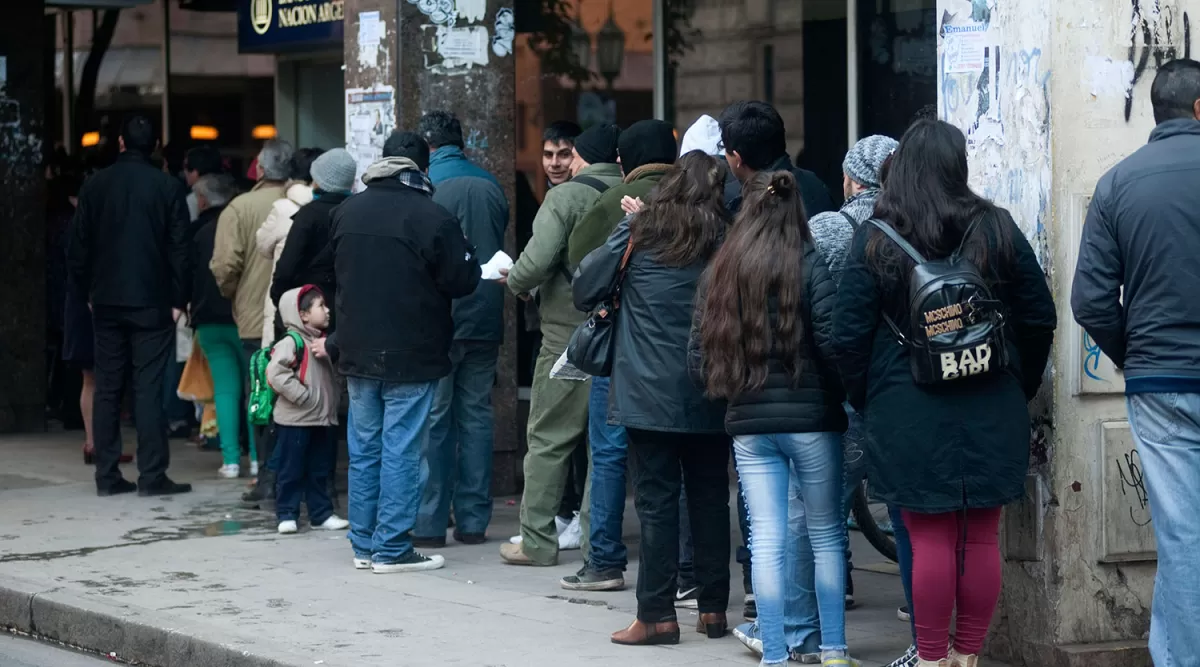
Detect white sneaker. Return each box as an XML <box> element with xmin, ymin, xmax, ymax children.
<box><xmin>371</xmin><ymin>553</ymin><xmax>446</xmax><ymax>573</ymax></box>
<box><xmin>555</xmin><ymin>514</ymin><xmax>570</xmax><ymax>535</ymax></box>
<box><xmin>510</xmin><ymin>515</ymin><xmax>573</xmax><ymax>546</ymax></box>
<box><xmin>353</xmin><ymin>557</ymin><xmax>372</xmax><ymax>570</ymax></box>
<box><xmin>277</xmin><ymin>520</ymin><xmax>298</xmax><ymax>534</ymax></box>
<box><xmin>509</xmin><ymin>534</ymin><xmax>523</xmax><ymax>544</ymax></box>
<box><xmin>249</xmin><ymin>460</ymin><xmax>259</xmax><ymax>477</ymax></box>
<box><xmin>316</xmin><ymin>515</ymin><xmax>350</xmax><ymax>530</ymax></box>
<box><xmin>558</xmin><ymin>512</ymin><xmax>582</xmax><ymax>550</ymax></box>
<box><xmin>218</xmin><ymin>464</ymin><xmax>240</xmax><ymax>479</ymax></box>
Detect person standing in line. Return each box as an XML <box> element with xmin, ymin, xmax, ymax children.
<box><xmin>210</xmin><ymin>139</ymin><xmax>295</xmax><ymax>478</ymax></box>
<box><xmin>183</xmin><ymin>146</ymin><xmax>225</xmax><ymax>223</ymax></box>
<box><xmin>833</xmin><ymin>120</ymin><xmax>1056</xmax><ymax>667</ymax></box>
<box><xmin>330</xmin><ymin>131</ymin><xmax>480</xmax><ymax>573</ymax></box>
<box><xmin>560</xmin><ymin>119</ymin><xmax>679</xmax><ymax>592</ymax></box>
<box><xmin>1072</xmin><ymin>59</ymin><xmax>1200</xmax><ymax>667</ymax></box>
<box><xmin>572</xmin><ymin>151</ymin><xmax>730</xmax><ymax>646</ymax></box>
<box><xmin>718</xmin><ymin>99</ymin><xmax>837</xmax><ymax>620</ymax></box>
<box><xmin>411</xmin><ymin>111</ymin><xmax>509</xmax><ymax>548</ymax></box>
<box><xmin>542</xmin><ymin>120</ymin><xmax>582</xmax><ymax>188</ymax></box>
<box><xmin>257</xmin><ymin>148</ymin><xmax>323</xmax><ymax>348</ymax></box>
<box><xmin>695</xmin><ymin>170</ymin><xmax>853</xmax><ymax>667</ymax></box>
<box><xmin>67</xmin><ymin>114</ymin><xmax>192</xmax><ymax>497</ymax></box>
<box><xmin>188</xmin><ymin>174</ymin><xmax>248</xmax><ymax>481</ymax></box>
<box><xmin>497</xmin><ymin>124</ymin><xmax>624</xmax><ymax>567</ymax></box>
<box><xmin>267</xmin><ymin>286</ymin><xmax>350</xmax><ymax>536</ymax></box>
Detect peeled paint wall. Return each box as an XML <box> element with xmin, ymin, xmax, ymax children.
<box><xmin>940</xmin><ymin>0</ymin><xmax>1194</xmax><ymax>663</ymax></box>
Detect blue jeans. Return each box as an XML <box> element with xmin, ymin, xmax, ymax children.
<box><xmin>415</xmin><ymin>342</ymin><xmax>499</xmax><ymax>538</ymax></box>
<box><xmin>346</xmin><ymin>377</ymin><xmax>437</xmax><ymax>563</ymax></box>
<box><xmin>275</xmin><ymin>425</ymin><xmax>335</xmax><ymax>525</ymax></box>
<box><xmin>889</xmin><ymin>502</ymin><xmax>916</xmax><ymax>643</ymax></box>
<box><xmin>585</xmin><ymin>375</ymin><xmax>629</xmax><ymax>571</ymax></box>
<box><xmin>735</xmin><ymin>432</ymin><xmax>847</xmax><ymax>663</ymax></box>
<box><xmin>1127</xmin><ymin>391</ymin><xmax>1200</xmax><ymax>667</ymax></box>
<box><xmin>678</xmin><ymin>486</ymin><xmax>695</xmax><ymax>588</ymax></box>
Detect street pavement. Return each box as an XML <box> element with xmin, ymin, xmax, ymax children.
<box><xmin>0</xmin><ymin>633</ymin><xmax>112</xmax><ymax>666</ymax></box>
<box><xmin>0</xmin><ymin>430</ymin><xmax>1011</xmax><ymax>667</ymax></box>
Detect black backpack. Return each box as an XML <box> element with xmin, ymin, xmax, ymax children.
<box><xmin>868</xmin><ymin>216</ymin><xmax>1008</xmax><ymax>385</ymax></box>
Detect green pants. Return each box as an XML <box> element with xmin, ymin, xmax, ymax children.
<box><xmin>196</xmin><ymin>324</ymin><xmax>255</xmax><ymax>467</ymax></box>
<box><xmin>519</xmin><ymin>345</ymin><xmax>592</xmax><ymax>565</ymax></box>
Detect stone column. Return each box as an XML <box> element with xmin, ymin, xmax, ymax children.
<box><xmin>937</xmin><ymin>0</ymin><xmax>1196</xmax><ymax>664</ymax></box>
<box><xmin>0</xmin><ymin>0</ymin><xmax>47</xmax><ymax>433</ymax></box>
<box><xmin>344</xmin><ymin>0</ymin><xmax>520</xmax><ymax>493</ymax></box>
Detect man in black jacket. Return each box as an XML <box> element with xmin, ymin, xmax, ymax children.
<box><xmin>1072</xmin><ymin>58</ymin><xmax>1200</xmax><ymax>666</ymax></box>
<box><xmin>330</xmin><ymin>131</ymin><xmax>481</xmax><ymax>573</ymax></box>
<box><xmin>719</xmin><ymin>100</ymin><xmax>837</xmax><ymax>217</ymax></box>
<box><xmin>67</xmin><ymin>115</ymin><xmax>193</xmax><ymax>497</ymax></box>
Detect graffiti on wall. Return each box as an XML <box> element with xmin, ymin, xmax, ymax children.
<box><xmin>1126</xmin><ymin>0</ymin><xmax>1191</xmax><ymax>121</ymax></box>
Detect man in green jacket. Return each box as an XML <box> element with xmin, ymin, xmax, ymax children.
<box><xmin>498</xmin><ymin>124</ymin><xmax>623</xmax><ymax>567</ymax></box>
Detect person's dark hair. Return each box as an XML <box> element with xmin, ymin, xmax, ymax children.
<box><xmin>632</xmin><ymin>150</ymin><xmax>728</xmax><ymax>267</ymax></box>
<box><xmin>717</xmin><ymin>100</ymin><xmax>787</xmax><ymax>171</ymax></box>
<box><xmin>382</xmin><ymin>131</ymin><xmax>431</xmax><ymax>171</ymax></box>
<box><xmin>878</xmin><ymin>152</ymin><xmax>894</xmax><ymax>186</ymax></box>
<box><xmin>121</xmin><ymin>115</ymin><xmax>156</xmax><ymax>154</ymax></box>
<box><xmin>699</xmin><ymin>170</ymin><xmax>811</xmax><ymax>400</ymax></box>
<box><xmin>185</xmin><ymin>145</ymin><xmax>223</xmax><ymax>176</ymax></box>
<box><xmin>910</xmin><ymin>104</ymin><xmax>939</xmax><ymax>126</ymax></box>
<box><xmin>161</xmin><ymin>142</ymin><xmax>186</xmax><ymax>176</ymax></box>
<box><xmin>542</xmin><ymin>120</ymin><xmax>582</xmax><ymax>146</ymax></box>
<box><xmin>418</xmin><ymin>111</ymin><xmax>465</xmax><ymax>149</ymax></box>
<box><xmin>299</xmin><ymin>287</ymin><xmax>325</xmax><ymax>313</ymax></box>
<box><xmin>289</xmin><ymin>147</ymin><xmax>325</xmax><ymax>183</ymax></box>
<box><xmin>1151</xmin><ymin>58</ymin><xmax>1200</xmax><ymax>124</ymax></box>
<box><xmin>869</xmin><ymin>119</ymin><xmax>1010</xmax><ymax>286</ymax></box>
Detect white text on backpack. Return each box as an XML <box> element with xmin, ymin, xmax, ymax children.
<box><xmin>940</xmin><ymin>344</ymin><xmax>993</xmax><ymax>380</ymax></box>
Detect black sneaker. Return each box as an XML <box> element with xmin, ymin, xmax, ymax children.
<box><xmin>97</xmin><ymin>478</ymin><xmax>137</xmax><ymax>497</ymax></box>
<box><xmin>743</xmin><ymin>593</ymin><xmax>757</xmax><ymax>620</ymax></box>
<box><xmin>138</xmin><ymin>477</ymin><xmax>193</xmax><ymax>497</ymax></box>
<box><xmin>560</xmin><ymin>565</ymin><xmax>625</xmax><ymax>591</ymax></box>
<box><xmin>674</xmin><ymin>586</ymin><xmax>699</xmax><ymax>609</ymax></box>
<box><xmin>372</xmin><ymin>552</ymin><xmax>446</xmax><ymax>573</ymax></box>
<box><xmin>453</xmin><ymin>530</ymin><xmax>487</xmax><ymax>545</ymax></box>
<box><xmin>241</xmin><ymin>470</ymin><xmax>275</xmax><ymax>505</ymax></box>
<box><xmin>412</xmin><ymin>535</ymin><xmax>447</xmax><ymax>549</ymax></box>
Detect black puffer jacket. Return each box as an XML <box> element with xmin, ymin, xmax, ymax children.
<box><xmin>574</xmin><ymin>217</ymin><xmax>726</xmax><ymax>434</ymax></box>
<box><xmin>271</xmin><ymin>191</ymin><xmax>348</xmax><ymax>326</ymax></box>
<box><xmin>188</xmin><ymin>205</ymin><xmax>235</xmax><ymax>327</ymax></box>
<box><xmin>688</xmin><ymin>241</ymin><xmax>846</xmax><ymax>436</ymax></box>
<box><xmin>833</xmin><ymin>208</ymin><xmax>1056</xmax><ymax>513</ymax></box>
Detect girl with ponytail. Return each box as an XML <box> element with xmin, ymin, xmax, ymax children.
<box><xmin>691</xmin><ymin>170</ymin><xmax>854</xmax><ymax>667</ymax></box>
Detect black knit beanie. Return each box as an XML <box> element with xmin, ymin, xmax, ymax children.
<box><xmin>573</xmin><ymin>124</ymin><xmax>621</xmax><ymax>165</ymax></box>
<box><xmin>618</xmin><ymin>120</ymin><xmax>678</xmax><ymax>174</ymax></box>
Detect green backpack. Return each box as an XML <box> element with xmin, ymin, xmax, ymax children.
<box><xmin>247</xmin><ymin>331</ymin><xmax>306</xmax><ymax>427</ymax></box>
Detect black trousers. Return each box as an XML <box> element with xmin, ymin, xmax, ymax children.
<box><xmin>627</xmin><ymin>427</ymin><xmax>731</xmax><ymax>623</ymax></box>
<box><xmin>92</xmin><ymin>306</ymin><xmax>173</xmax><ymax>490</ymax></box>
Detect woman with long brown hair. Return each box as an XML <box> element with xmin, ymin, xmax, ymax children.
<box><xmin>691</xmin><ymin>171</ymin><xmax>852</xmax><ymax>667</ymax></box>
<box><xmin>833</xmin><ymin>120</ymin><xmax>1055</xmax><ymax>667</ymax></box>
<box><xmin>573</xmin><ymin>150</ymin><xmax>730</xmax><ymax>646</ymax></box>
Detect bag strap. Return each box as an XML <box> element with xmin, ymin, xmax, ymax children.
<box><xmin>284</xmin><ymin>331</ymin><xmax>308</xmax><ymax>384</ymax></box>
<box><xmin>610</xmin><ymin>236</ymin><xmax>636</xmax><ymax>310</ymax></box>
<box><xmin>867</xmin><ymin>219</ymin><xmax>926</xmax><ymax>264</ymax></box>
<box><xmin>951</xmin><ymin>211</ymin><xmax>988</xmax><ymax>262</ymax></box>
<box><xmin>571</xmin><ymin>175</ymin><xmax>611</xmax><ymax>195</ymax></box>
<box><xmin>840</xmin><ymin>211</ymin><xmax>859</xmax><ymax>230</ymax></box>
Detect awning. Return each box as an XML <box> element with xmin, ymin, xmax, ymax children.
<box><xmin>54</xmin><ymin>40</ymin><xmax>274</xmax><ymax>93</ymax></box>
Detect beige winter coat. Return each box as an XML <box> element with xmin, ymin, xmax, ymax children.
<box><xmin>266</xmin><ymin>286</ymin><xmax>338</xmax><ymax>427</ymax></box>
<box><xmin>256</xmin><ymin>182</ymin><xmax>313</xmax><ymax>346</ymax></box>
<box><xmin>210</xmin><ymin>181</ymin><xmax>286</xmax><ymax>342</ymax></box>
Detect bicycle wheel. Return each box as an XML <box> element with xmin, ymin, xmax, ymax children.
<box><xmin>852</xmin><ymin>479</ymin><xmax>898</xmax><ymax>563</ymax></box>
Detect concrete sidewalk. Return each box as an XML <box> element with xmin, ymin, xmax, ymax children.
<box><xmin>0</xmin><ymin>432</ymin><xmax>1007</xmax><ymax>667</ymax></box>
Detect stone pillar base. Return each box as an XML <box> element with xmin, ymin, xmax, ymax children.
<box><xmin>999</xmin><ymin>640</ymin><xmax>1150</xmax><ymax>667</ymax></box>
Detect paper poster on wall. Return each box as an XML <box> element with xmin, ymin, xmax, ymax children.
<box><xmin>345</xmin><ymin>86</ymin><xmax>395</xmax><ymax>192</ymax></box>
<box><xmin>942</xmin><ymin>21</ymin><xmax>990</xmax><ymax>73</ymax></box>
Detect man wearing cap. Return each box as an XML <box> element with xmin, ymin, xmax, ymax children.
<box><xmin>497</xmin><ymin>124</ymin><xmax>623</xmax><ymax>567</ymax></box>
<box><xmin>559</xmin><ymin>119</ymin><xmax>678</xmax><ymax>591</ymax></box>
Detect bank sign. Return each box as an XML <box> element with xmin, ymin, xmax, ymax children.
<box><xmin>238</xmin><ymin>0</ymin><xmax>345</xmax><ymax>53</ymax></box>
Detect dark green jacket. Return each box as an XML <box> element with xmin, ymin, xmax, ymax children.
<box><xmin>567</xmin><ymin>163</ymin><xmax>671</xmax><ymax>267</ymax></box>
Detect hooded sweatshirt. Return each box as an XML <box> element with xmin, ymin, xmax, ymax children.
<box><xmin>266</xmin><ymin>285</ymin><xmax>338</xmax><ymax>427</ymax></box>
<box><xmin>257</xmin><ymin>182</ymin><xmax>314</xmax><ymax>345</ymax></box>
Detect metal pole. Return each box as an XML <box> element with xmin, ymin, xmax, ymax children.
<box><xmin>846</xmin><ymin>0</ymin><xmax>859</xmax><ymax>143</ymax></box>
<box><xmin>652</xmin><ymin>0</ymin><xmax>665</xmax><ymax>121</ymax></box>
<box><xmin>62</xmin><ymin>10</ymin><xmax>75</xmax><ymax>154</ymax></box>
<box><xmin>161</xmin><ymin>0</ymin><xmax>171</xmax><ymax>146</ymax></box>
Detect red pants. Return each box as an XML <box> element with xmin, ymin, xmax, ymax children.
<box><xmin>902</xmin><ymin>507</ymin><xmax>1003</xmax><ymax>660</ymax></box>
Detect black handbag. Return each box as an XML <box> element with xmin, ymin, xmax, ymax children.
<box><xmin>566</xmin><ymin>237</ymin><xmax>634</xmax><ymax>377</ymax></box>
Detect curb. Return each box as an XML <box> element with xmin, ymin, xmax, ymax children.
<box><xmin>0</xmin><ymin>573</ymin><xmax>317</xmax><ymax>667</ymax></box>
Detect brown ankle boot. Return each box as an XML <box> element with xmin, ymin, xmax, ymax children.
<box><xmin>611</xmin><ymin>619</ymin><xmax>680</xmax><ymax>645</ymax></box>
<box><xmin>696</xmin><ymin>612</ymin><xmax>727</xmax><ymax>638</ymax></box>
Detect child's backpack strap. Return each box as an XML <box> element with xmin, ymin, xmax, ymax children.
<box><xmin>284</xmin><ymin>331</ymin><xmax>308</xmax><ymax>384</ymax></box>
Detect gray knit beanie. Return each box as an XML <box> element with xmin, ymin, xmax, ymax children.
<box><xmin>842</xmin><ymin>134</ymin><xmax>898</xmax><ymax>189</ymax></box>
<box><xmin>310</xmin><ymin>148</ymin><xmax>357</xmax><ymax>194</ymax></box>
